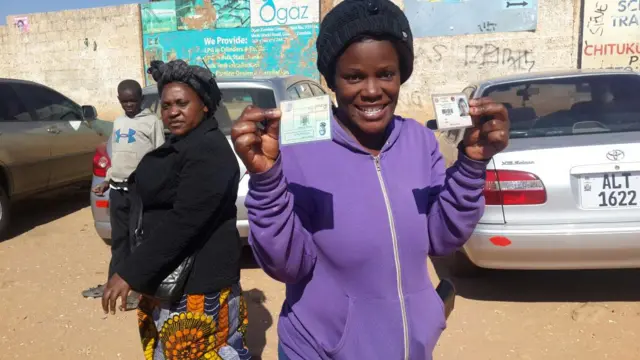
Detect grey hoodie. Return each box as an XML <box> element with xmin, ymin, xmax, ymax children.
<box><xmin>105</xmin><ymin>108</ymin><xmax>165</xmax><ymax>183</ymax></box>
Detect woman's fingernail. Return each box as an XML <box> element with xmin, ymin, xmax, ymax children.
<box><xmin>265</xmin><ymin>109</ymin><xmax>281</xmax><ymax>117</ymax></box>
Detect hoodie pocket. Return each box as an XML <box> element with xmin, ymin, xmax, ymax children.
<box><xmin>323</xmin><ymin>296</ymin><xmax>406</xmax><ymax>360</ymax></box>
<box><xmin>404</xmin><ymin>287</ymin><xmax>447</xmax><ymax>359</ymax></box>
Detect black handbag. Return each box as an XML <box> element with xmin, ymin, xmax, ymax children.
<box><xmin>132</xmin><ymin>196</ymin><xmax>195</xmax><ymax>303</ymax></box>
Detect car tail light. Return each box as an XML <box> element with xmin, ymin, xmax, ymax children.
<box><xmin>484</xmin><ymin>170</ymin><xmax>546</xmax><ymax>205</ymax></box>
<box><xmin>95</xmin><ymin>200</ymin><xmax>109</xmax><ymax>208</ymax></box>
<box><xmin>93</xmin><ymin>143</ymin><xmax>111</xmax><ymax>178</ymax></box>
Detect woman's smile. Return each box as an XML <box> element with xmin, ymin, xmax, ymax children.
<box><xmin>354</xmin><ymin>103</ymin><xmax>390</xmax><ymax>121</ymax></box>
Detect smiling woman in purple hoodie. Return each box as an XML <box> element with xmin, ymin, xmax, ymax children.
<box><xmin>231</xmin><ymin>0</ymin><xmax>509</xmax><ymax>358</ymax></box>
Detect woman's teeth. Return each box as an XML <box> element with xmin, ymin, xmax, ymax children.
<box><xmin>361</xmin><ymin>106</ymin><xmax>383</xmax><ymax>116</ymax></box>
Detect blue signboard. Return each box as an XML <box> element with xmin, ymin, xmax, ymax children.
<box><xmin>403</xmin><ymin>0</ymin><xmax>538</xmax><ymax>37</ymax></box>
<box><xmin>143</xmin><ymin>24</ymin><xmax>319</xmax><ymax>82</ymax></box>
<box><xmin>142</xmin><ymin>0</ymin><xmax>320</xmax><ymax>84</ymax></box>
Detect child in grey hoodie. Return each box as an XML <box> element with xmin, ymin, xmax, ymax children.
<box><xmin>82</xmin><ymin>79</ymin><xmax>165</xmax><ymax>303</ymax></box>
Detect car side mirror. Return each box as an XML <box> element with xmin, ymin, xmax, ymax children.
<box><xmin>82</xmin><ymin>105</ymin><xmax>98</xmax><ymax>120</ymax></box>
<box><xmin>426</xmin><ymin>119</ymin><xmax>438</xmax><ymax>130</ymax></box>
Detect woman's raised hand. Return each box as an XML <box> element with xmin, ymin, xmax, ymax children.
<box><xmin>463</xmin><ymin>97</ymin><xmax>510</xmax><ymax>161</ymax></box>
<box><xmin>231</xmin><ymin>106</ymin><xmax>281</xmax><ymax>174</ymax></box>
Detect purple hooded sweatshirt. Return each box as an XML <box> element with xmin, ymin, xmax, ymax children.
<box><xmin>245</xmin><ymin>114</ymin><xmax>487</xmax><ymax>360</ymax></box>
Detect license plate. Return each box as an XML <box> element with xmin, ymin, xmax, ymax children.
<box><xmin>580</xmin><ymin>172</ymin><xmax>640</xmax><ymax>208</ymax></box>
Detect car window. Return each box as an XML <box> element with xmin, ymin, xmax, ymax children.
<box><xmin>0</xmin><ymin>84</ymin><xmax>31</xmax><ymax>122</ymax></box>
<box><xmin>294</xmin><ymin>82</ymin><xmax>315</xmax><ymax>98</ymax></box>
<box><xmin>15</xmin><ymin>84</ymin><xmax>83</xmax><ymax>121</ymax></box>
<box><xmin>141</xmin><ymin>94</ymin><xmax>159</xmax><ymax>115</ymax></box>
<box><xmin>15</xmin><ymin>83</ymin><xmax>83</xmax><ymax>121</ymax></box>
<box><xmin>152</xmin><ymin>87</ymin><xmax>277</xmax><ymax>136</ymax></box>
<box><xmin>483</xmin><ymin>75</ymin><xmax>640</xmax><ymax>139</ymax></box>
<box><xmin>286</xmin><ymin>86</ymin><xmax>301</xmax><ymax>100</ymax></box>
<box><xmin>309</xmin><ymin>84</ymin><xmax>326</xmax><ymax>96</ymax></box>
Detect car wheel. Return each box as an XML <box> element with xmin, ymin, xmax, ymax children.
<box><xmin>0</xmin><ymin>186</ymin><xmax>10</xmax><ymax>240</ymax></box>
<box><xmin>450</xmin><ymin>250</ymin><xmax>484</xmax><ymax>278</ymax></box>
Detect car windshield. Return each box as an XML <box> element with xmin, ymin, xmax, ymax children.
<box><xmin>143</xmin><ymin>87</ymin><xmax>277</xmax><ymax>136</ymax></box>
<box><xmin>483</xmin><ymin>74</ymin><xmax>640</xmax><ymax>139</ymax></box>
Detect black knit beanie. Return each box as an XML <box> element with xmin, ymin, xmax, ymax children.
<box><xmin>316</xmin><ymin>0</ymin><xmax>414</xmax><ymax>89</ymax></box>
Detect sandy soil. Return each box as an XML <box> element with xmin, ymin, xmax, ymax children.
<box><xmin>1</xmin><ymin>188</ymin><xmax>639</xmax><ymax>359</ymax></box>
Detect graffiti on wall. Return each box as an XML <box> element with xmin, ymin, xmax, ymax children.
<box><xmin>417</xmin><ymin>42</ymin><xmax>536</xmax><ymax>71</ymax></box>
<box><xmin>464</xmin><ymin>43</ymin><xmax>536</xmax><ymax>71</ymax></box>
<box><xmin>403</xmin><ymin>0</ymin><xmax>538</xmax><ymax>37</ymax></box>
<box><xmin>142</xmin><ymin>0</ymin><xmax>319</xmax><ymax>84</ymax></box>
<box><xmin>580</xmin><ymin>0</ymin><xmax>640</xmax><ymax>71</ymax></box>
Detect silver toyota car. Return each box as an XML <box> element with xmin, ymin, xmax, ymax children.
<box><xmin>431</xmin><ymin>69</ymin><xmax>640</xmax><ymax>276</ymax></box>
<box><xmin>90</xmin><ymin>75</ymin><xmax>327</xmax><ymax>243</ymax></box>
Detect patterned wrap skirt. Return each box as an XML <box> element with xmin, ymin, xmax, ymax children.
<box><xmin>137</xmin><ymin>283</ymin><xmax>251</xmax><ymax>360</ymax></box>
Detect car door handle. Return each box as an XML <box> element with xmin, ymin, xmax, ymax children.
<box><xmin>47</xmin><ymin>127</ymin><xmax>61</xmax><ymax>134</ymax></box>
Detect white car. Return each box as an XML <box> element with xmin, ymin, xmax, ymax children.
<box><xmin>431</xmin><ymin>69</ymin><xmax>640</xmax><ymax>276</ymax></box>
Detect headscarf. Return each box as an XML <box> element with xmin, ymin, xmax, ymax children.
<box><xmin>147</xmin><ymin>59</ymin><xmax>222</xmax><ymax>119</ymax></box>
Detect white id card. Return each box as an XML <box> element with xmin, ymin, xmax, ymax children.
<box><xmin>432</xmin><ymin>93</ymin><xmax>473</xmax><ymax>130</ymax></box>
<box><xmin>279</xmin><ymin>94</ymin><xmax>332</xmax><ymax>146</ymax></box>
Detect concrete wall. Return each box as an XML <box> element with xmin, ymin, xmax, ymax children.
<box><xmin>0</xmin><ymin>5</ymin><xmax>145</xmax><ymax>121</ymax></box>
<box><xmin>321</xmin><ymin>0</ymin><xmax>583</xmax><ymax>123</ymax></box>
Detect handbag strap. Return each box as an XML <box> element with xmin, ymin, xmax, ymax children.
<box><xmin>134</xmin><ymin>196</ymin><xmax>144</xmax><ymax>241</ymax></box>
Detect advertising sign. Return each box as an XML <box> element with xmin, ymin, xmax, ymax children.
<box><xmin>143</xmin><ymin>24</ymin><xmax>319</xmax><ymax>80</ymax></box>
<box><xmin>14</xmin><ymin>16</ymin><xmax>30</xmax><ymax>33</ymax></box>
<box><xmin>141</xmin><ymin>0</ymin><xmax>321</xmax><ymax>83</ymax></box>
<box><xmin>580</xmin><ymin>0</ymin><xmax>640</xmax><ymax>71</ymax></box>
<box><xmin>142</xmin><ymin>1</ymin><xmax>178</xmax><ymax>34</ymax></box>
<box><xmin>249</xmin><ymin>0</ymin><xmax>320</xmax><ymax>27</ymax></box>
<box><xmin>176</xmin><ymin>0</ymin><xmax>251</xmax><ymax>30</ymax></box>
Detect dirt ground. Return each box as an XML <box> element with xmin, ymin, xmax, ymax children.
<box><xmin>1</xmin><ymin>188</ymin><xmax>640</xmax><ymax>360</ymax></box>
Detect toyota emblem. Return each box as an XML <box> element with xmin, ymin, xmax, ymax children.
<box><xmin>606</xmin><ymin>149</ymin><xmax>624</xmax><ymax>161</ymax></box>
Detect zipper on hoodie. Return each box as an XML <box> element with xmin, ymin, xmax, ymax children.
<box><xmin>373</xmin><ymin>155</ymin><xmax>409</xmax><ymax>360</ymax></box>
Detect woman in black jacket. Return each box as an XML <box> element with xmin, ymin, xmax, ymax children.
<box><xmin>102</xmin><ymin>60</ymin><xmax>250</xmax><ymax>360</ymax></box>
